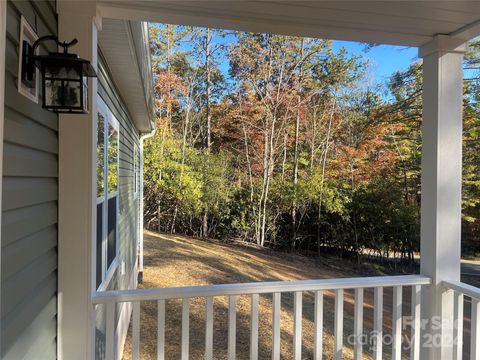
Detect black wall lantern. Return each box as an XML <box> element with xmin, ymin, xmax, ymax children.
<box><xmin>22</xmin><ymin>35</ymin><xmax>97</xmax><ymax>114</ymax></box>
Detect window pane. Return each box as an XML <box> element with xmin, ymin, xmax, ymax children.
<box><xmin>96</xmin><ymin>202</ymin><xmax>103</xmax><ymax>288</ymax></box>
<box><xmin>107</xmin><ymin>196</ymin><xmax>117</xmax><ymax>268</ymax></box>
<box><xmin>107</xmin><ymin>123</ymin><xmax>118</xmax><ymax>193</ymax></box>
<box><xmin>97</xmin><ymin>113</ymin><xmax>105</xmax><ymax>198</ymax></box>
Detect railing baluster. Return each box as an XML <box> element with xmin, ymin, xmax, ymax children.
<box><xmin>181</xmin><ymin>298</ymin><xmax>190</xmax><ymax>360</ymax></box>
<box><xmin>471</xmin><ymin>298</ymin><xmax>480</xmax><ymax>360</ymax></box>
<box><xmin>133</xmin><ymin>302</ymin><xmax>140</xmax><ymax>360</ymax></box>
<box><xmin>453</xmin><ymin>292</ymin><xmax>464</xmax><ymax>360</ymax></box>
<box><xmin>334</xmin><ymin>289</ymin><xmax>343</xmax><ymax>360</ymax></box>
<box><xmin>250</xmin><ymin>294</ymin><xmax>259</xmax><ymax>360</ymax></box>
<box><xmin>354</xmin><ymin>288</ymin><xmax>363</xmax><ymax>360</ymax></box>
<box><xmin>314</xmin><ymin>290</ymin><xmax>323</xmax><ymax>360</ymax></box>
<box><xmin>373</xmin><ymin>287</ymin><xmax>383</xmax><ymax>360</ymax></box>
<box><xmin>105</xmin><ymin>303</ymin><xmax>115</xmax><ymax>360</ymax></box>
<box><xmin>272</xmin><ymin>292</ymin><xmax>281</xmax><ymax>360</ymax></box>
<box><xmin>410</xmin><ymin>285</ymin><xmax>421</xmax><ymax>360</ymax></box>
<box><xmin>205</xmin><ymin>297</ymin><xmax>214</xmax><ymax>360</ymax></box>
<box><xmin>228</xmin><ymin>295</ymin><xmax>237</xmax><ymax>360</ymax></box>
<box><xmin>157</xmin><ymin>299</ymin><xmax>165</xmax><ymax>360</ymax></box>
<box><xmin>392</xmin><ymin>286</ymin><xmax>402</xmax><ymax>360</ymax></box>
<box><xmin>293</xmin><ymin>292</ymin><xmax>302</xmax><ymax>360</ymax></box>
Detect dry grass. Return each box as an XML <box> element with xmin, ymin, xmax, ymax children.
<box><xmin>123</xmin><ymin>231</ymin><xmax>417</xmax><ymax>360</ymax></box>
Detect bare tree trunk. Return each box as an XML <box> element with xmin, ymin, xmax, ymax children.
<box><xmin>317</xmin><ymin>98</ymin><xmax>336</xmax><ymax>255</ymax></box>
<box><xmin>202</xmin><ymin>28</ymin><xmax>212</xmax><ymax>239</ymax></box>
<box><xmin>291</xmin><ymin>39</ymin><xmax>304</xmax><ymax>251</ymax></box>
<box><xmin>205</xmin><ymin>28</ymin><xmax>212</xmax><ymax>150</ymax></box>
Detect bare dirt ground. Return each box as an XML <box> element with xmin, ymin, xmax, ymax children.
<box><xmin>123</xmin><ymin>231</ymin><xmax>420</xmax><ymax>360</ymax></box>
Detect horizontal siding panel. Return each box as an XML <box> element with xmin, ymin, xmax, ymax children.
<box><xmin>23</xmin><ymin>322</ymin><xmax>57</xmax><ymax>360</ymax></box>
<box><xmin>9</xmin><ymin>0</ymin><xmax>57</xmax><ymax>51</ymax></box>
<box><xmin>2</xmin><ymin>292</ymin><xmax>56</xmax><ymax>360</ymax></box>
<box><xmin>2</xmin><ymin>248</ymin><xmax>56</xmax><ymax>312</ymax></box>
<box><xmin>5</xmin><ymin>35</ymin><xmax>18</xmax><ymax>76</ymax></box>
<box><xmin>2</xmin><ymin>201</ymin><xmax>57</xmax><ymax>248</ymax></box>
<box><xmin>3</xmin><ymin>142</ymin><xmax>57</xmax><ymax>177</ymax></box>
<box><xmin>2</xmin><ymin>177</ymin><xmax>57</xmax><ymax>211</ymax></box>
<box><xmin>2</xmin><ymin>2</ymin><xmax>58</xmax><ymax>360</ymax></box>
<box><xmin>29</xmin><ymin>1</ymin><xmax>57</xmax><ymax>35</ymax></box>
<box><xmin>4</xmin><ymin>107</ymin><xmax>58</xmax><ymax>154</ymax></box>
<box><xmin>2</xmin><ymin>226</ymin><xmax>57</xmax><ymax>280</ymax></box>
<box><xmin>4</xmin><ymin>72</ymin><xmax>58</xmax><ymax>130</ymax></box>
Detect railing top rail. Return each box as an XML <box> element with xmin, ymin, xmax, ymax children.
<box><xmin>92</xmin><ymin>275</ymin><xmax>431</xmax><ymax>304</ymax></box>
<box><xmin>443</xmin><ymin>280</ymin><xmax>480</xmax><ymax>300</ymax></box>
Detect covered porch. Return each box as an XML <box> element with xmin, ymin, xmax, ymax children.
<box><xmin>50</xmin><ymin>1</ymin><xmax>480</xmax><ymax>359</ymax></box>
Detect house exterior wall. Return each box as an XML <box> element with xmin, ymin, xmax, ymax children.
<box><xmin>96</xmin><ymin>52</ymin><xmax>141</xmax><ymax>359</ymax></box>
<box><xmin>1</xmin><ymin>1</ymin><xmax>58</xmax><ymax>359</ymax></box>
<box><xmin>98</xmin><ymin>52</ymin><xmax>140</xmax><ymax>293</ymax></box>
<box><xmin>1</xmin><ymin>2</ymin><xmax>142</xmax><ymax>358</ymax></box>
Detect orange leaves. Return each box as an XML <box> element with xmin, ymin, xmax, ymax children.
<box><xmin>154</xmin><ymin>70</ymin><xmax>188</xmax><ymax>111</ymax></box>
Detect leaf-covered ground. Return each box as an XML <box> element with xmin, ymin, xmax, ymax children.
<box><xmin>122</xmin><ymin>231</ymin><xmax>420</xmax><ymax>360</ymax></box>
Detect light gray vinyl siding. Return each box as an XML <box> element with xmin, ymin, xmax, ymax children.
<box><xmin>98</xmin><ymin>52</ymin><xmax>140</xmax><ymax>292</ymax></box>
<box><xmin>2</xmin><ymin>1</ymin><xmax>58</xmax><ymax>360</ymax></box>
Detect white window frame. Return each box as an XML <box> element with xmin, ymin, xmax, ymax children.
<box><xmin>133</xmin><ymin>145</ymin><xmax>139</xmax><ymax>199</ymax></box>
<box><xmin>17</xmin><ymin>16</ymin><xmax>39</xmax><ymax>103</ymax></box>
<box><xmin>96</xmin><ymin>97</ymin><xmax>120</xmax><ymax>291</ymax></box>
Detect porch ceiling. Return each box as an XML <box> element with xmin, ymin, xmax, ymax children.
<box><xmin>98</xmin><ymin>1</ymin><xmax>480</xmax><ymax>47</ymax></box>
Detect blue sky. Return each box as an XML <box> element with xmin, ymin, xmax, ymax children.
<box><xmin>213</xmin><ymin>35</ymin><xmax>419</xmax><ymax>86</ymax></box>
<box><xmin>332</xmin><ymin>41</ymin><xmax>418</xmax><ymax>84</ymax></box>
<box><xmin>175</xmin><ymin>28</ymin><xmax>420</xmax><ymax>87</ymax></box>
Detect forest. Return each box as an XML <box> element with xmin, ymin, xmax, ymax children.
<box><xmin>143</xmin><ymin>24</ymin><xmax>480</xmax><ymax>263</ymax></box>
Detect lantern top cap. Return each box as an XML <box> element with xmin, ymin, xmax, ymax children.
<box><xmin>31</xmin><ymin>35</ymin><xmax>97</xmax><ymax>77</ymax></box>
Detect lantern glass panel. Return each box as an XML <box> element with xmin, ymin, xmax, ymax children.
<box><xmin>83</xmin><ymin>77</ymin><xmax>88</xmax><ymax>111</ymax></box>
<box><xmin>45</xmin><ymin>64</ymin><xmax>81</xmax><ymax>80</ymax></box>
<box><xmin>44</xmin><ymin>79</ymin><xmax>63</xmax><ymax>107</ymax></box>
<box><xmin>65</xmin><ymin>80</ymin><xmax>82</xmax><ymax>108</ymax></box>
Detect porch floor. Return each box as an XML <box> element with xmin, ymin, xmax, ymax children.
<box><xmin>122</xmin><ymin>231</ymin><xmax>414</xmax><ymax>359</ymax></box>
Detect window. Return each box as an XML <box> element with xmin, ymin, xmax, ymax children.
<box><xmin>133</xmin><ymin>146</ymin><xmax>139</xmax><ymax>199</ymax></box>
<box><xmin>96</xmin><ymin>97</ymin><xmax>119</xmax><ymax>289</ymax></box>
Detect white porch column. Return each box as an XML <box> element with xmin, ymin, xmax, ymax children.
<box><xmin>419</xmin><ymin>35</ymin><xmax>466</xmax><ymax>360</ymax></box>
<box><xmin>57</xmin><ymin>2</ymin><xmax>101</xmax><ymax>359</ymax></box>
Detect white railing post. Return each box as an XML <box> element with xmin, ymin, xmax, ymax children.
<box><xmin>181</xmin><ymin>298</ymin><xmax>190</xmax><ymax>360</ymax></box>
<box><xmin>354</xmin><ymin>288</ymin><xmax>363</xmax><ymax>360</ymax></box>
<box><xmin>334</xmin><ymin>289</ymin><xmax>344</xmax><ymax>360</ymax></box>
<box><xmin>250</xmin><ymin>294</ymin><xmax>259</xmax><ymax>360</ymax></box>
<box><xmin>272</xmin><ymin>293</ymin><xmax>281</xmax><ymax>360</ymax></box>
<box><xmin>472</xmin><ymin>299</ymin><xmax>480</xmax><ymax>360</ymax></box>
<box><xmin>392</xmin><ymin>286</ymin><xmax>402</xmax><ymax>360</ymax></box>
<box><xmin>452</xmin><ymin>293</ymin><xmax>463</xmax><ymax>360</ymax></box>
<box><xmin>157</xmin><ymin>299</ymin><xmax>165</xmax><ymax>360</ymax></box>
<box><xmin>228</xmin><ymin>295</ymin><xmax>237</xmax><ymax>360</ymax></box>
<box><xmin>373</xmin><ymin>287</ymin><xmax>383</xmax><ymax>360</ymax></box>
<box><xmin>133</xmin><ymin>302</ymin><xmax>140</xmax><ymax>360</ymax></box>
<box><xmin>419</xmin><ymin>35</ymin><xmax>466</xmax><ymax>360</ymax></box>
<box><xmin>314</xmin><ymin>291</ymin><xmax>323</xmax><ymax>360</ymax></box>
<box><xmin>411</xmin><ymin>285</ymin><xmax>422</xmax><ymax>360</ymax></box>
<box><xmin>293</xmin><ymin>292</ymin><xmax>302</xmax><ymax>360</ymax></box>
<box><xmin>205</xmin><ymin>297</ymin><xmax>214</xmax><ymax>360</ymax></box>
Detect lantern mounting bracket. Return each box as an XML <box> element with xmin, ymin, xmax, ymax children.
<box><xmin>31</xmin><ymin>35</ymin><xmax>79</xmax><ymax>55</ymax></box>
<box><xmin>23</xmin><ymin>35</ymin><xmax>80</xmax><ymax>83</ymax></box>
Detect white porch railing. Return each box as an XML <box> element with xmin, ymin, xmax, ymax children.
<box><xmin>444</xmin><ymin>280</ymin><xmax>480</xmax><ymax>360</ymax></box>
<box><xmin>92</xmin><ymin>275</ymin><xmax>431</xmax><ymax>360</ymax></box>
